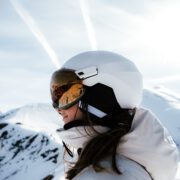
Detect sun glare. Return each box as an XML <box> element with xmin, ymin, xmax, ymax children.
<box><xmin>140</xmin><ymin>2</ymin><xmax>180</xmax><ymax>65</ymax></box>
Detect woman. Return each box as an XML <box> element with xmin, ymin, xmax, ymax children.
<box><xmin>50</xmin><ymin>51</ymin><xmax>178</xmax><ymax>180</ymax></box>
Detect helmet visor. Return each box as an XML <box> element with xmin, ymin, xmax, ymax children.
<box><xmin>50</xmin><ymin>69</ymin><xmax>85</xmax><ymax>110</ymax></box>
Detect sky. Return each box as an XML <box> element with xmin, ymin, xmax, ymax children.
<box><xmin>0</xmin><ymin>0</ymin><xmax>180</xmax><ymax>112</ymax></box>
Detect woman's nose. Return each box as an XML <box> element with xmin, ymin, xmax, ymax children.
<box><xmin>56</xmin><ymin>108</ymin><xmax>62</xmax><ymax>114</ymax></box>
<box><xmin>57</xmin><ymin>108</ymin><xmax>65</xmax><ymax>115</ymax></box>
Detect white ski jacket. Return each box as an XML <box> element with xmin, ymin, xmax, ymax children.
<box><xmin>57</xmin><ymin>108</ymin><xmax>179</xmax><ymax>180</ymax></box>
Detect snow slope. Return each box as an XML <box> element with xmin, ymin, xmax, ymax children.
<box><xmin>142</xmin><ymin>86</ymin><xmax>180</xmax><ymax>149</ymax></box>
<box><xmin>0</xmin><ymin>88</ymin><xmax>180</xmax><ymax>180</ymax></box>
<box><xmin>0</xmin><ymin>105</ymin><xmax>64</xmax><ymax>180</ymax></box>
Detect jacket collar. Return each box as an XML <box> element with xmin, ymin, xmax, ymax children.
<box><xmin>56</xmin><ymin>124</ymin><xmax>109</xmax><ymax>149</ymax></box>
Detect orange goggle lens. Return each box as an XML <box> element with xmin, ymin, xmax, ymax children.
<box><xmin>51</xmin><ymin>83</ymin><xmax>85</xmax><ymax>110</ymax></box>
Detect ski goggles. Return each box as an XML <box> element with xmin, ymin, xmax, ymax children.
<box><xmin>50</xmin><ymin>69</ymin><xmax>85</xmax><ymax>110</ymax></box>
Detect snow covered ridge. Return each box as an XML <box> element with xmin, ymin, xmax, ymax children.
<box><xmin>0</xmin><ymin>87</ymin><xmax>180</xmax><ymax>180</ymax></box>
<box><xmin>142</xmin><ymin>86</ymin><xmax>180</xmax><ymax>148</ymax></box>
<box><xmin>0</xmin><ymin>104</ymin><xmax>64</xmax><ymax>180</ymax></box>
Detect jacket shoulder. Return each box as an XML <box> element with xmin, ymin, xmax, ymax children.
<box><xmin>120</xmin><ymin>107</ymin><xmax>179</xmax><ymax>180</ymax></box>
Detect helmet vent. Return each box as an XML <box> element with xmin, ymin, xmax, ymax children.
<box><xmin>78</xmin><ymin>72</ymin><xmax>84</xmax><ymax>76</ymax></box>
<box><xmin>75</xmin><ymin>66</ymin><xmax>98</xmax><ymax>79</ymax></box>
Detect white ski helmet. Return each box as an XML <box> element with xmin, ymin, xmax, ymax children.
<box><xmin>62</xmin><ymin>50</ymin><xmax>143</xmax><ymax>109</ymax></box>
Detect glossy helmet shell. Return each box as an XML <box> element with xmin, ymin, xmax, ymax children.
<box><xmin>62</xmin><ymin>50</ymin><xmax>143</xmax><ymax>109</ymax></box>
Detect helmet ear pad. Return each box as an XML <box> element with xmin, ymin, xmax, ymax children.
<box><xmin>81</xmin><ymin>83</ymin><xmax>122</xmax><ymax>115</ymax></box>
<box><xmin>79</xmin><ymin>83</ymin><xmax>134</xmax><ymax>129</ymax></box>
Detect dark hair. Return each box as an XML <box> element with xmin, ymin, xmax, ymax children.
<box><xmin>64</xmin><ymin>103</ymin><xmax>135</xmax><ymax>180</ymax></box>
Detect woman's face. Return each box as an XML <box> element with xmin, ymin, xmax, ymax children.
<box><xmin>56</xmin><ymin>104</ymin><xmax>85</xmax><ymax>124</ymax></box>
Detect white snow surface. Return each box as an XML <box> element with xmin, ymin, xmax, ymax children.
<box><xmin>0</xmin><ymin>87</ymin><xmax>180</xmax><ymax>180</ymax></box>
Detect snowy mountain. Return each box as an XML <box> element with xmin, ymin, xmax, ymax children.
<box><xmin>0</xmin><ymin>105</ymin><xmax>64</xmax><ymax>180</ymax></box>
<box><xmin>0</xmin><ymin>88</ymin><xmax>180</xmax><ymax>180</ymax></box>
